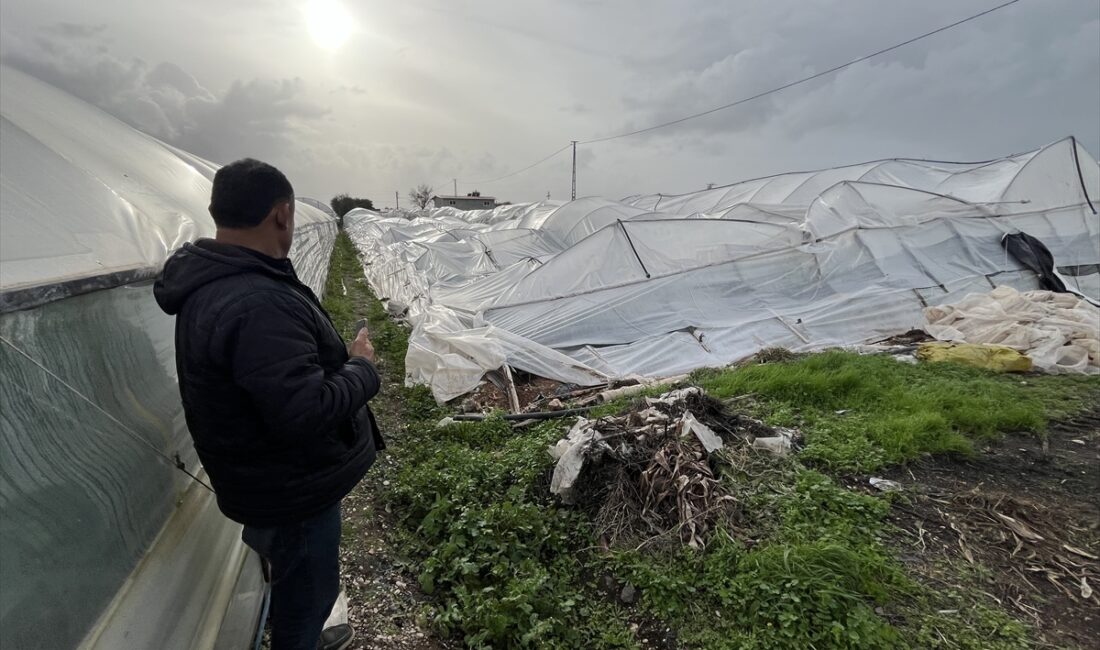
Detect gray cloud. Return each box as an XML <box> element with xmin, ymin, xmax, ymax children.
<box><xmin>1</xmin><ymin>27</ymin><xmax>328</xmax><ymax>166</ymax></box>
<box><xmin>331</xmin><ymin>85</ymin><xmax>367</xmax><ymax>95</ymax></box>
<box><xmin>42</xmin><ymin>22</ymin><xmax>107</xmax><ymax>39</ymax></box>
<box><xmin>604</xmin><ymin>1</ymin><xmax>1100</xmax><ymax>160</ymax></box>
<box><xmin>0</xmin><ymin>1</ymin><xmax>1095</xmax><ymax>205</ymax></box>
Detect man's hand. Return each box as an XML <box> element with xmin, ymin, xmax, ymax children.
<box><xmin>349</xmin><ymin>327</ymin><xmax>376</xmax><ymax>363</ymax></box>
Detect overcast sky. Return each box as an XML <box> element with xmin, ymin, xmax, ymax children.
<box><xmin>2</xmin><ymin>0</ymin><xmax>1097</xmax><ymax>207</ymax></box>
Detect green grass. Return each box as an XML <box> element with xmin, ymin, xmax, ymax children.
<box><xmin>384</xmin><ymin>410</ymin><xmax>643</xmax><ymax>649</ymax></box>
<box><xmin>693</xmin><ymin>351</ymin><xmax>1099</xmax><ymax>472</ymax></box>
<box><xmin>324</xmin><ymin>233</ymin><xmax>413</xmax><ymax>367</ymax></box>
<box><xmin>322</xmin><ymin>240</ymin><xmax>1097</xmax><ymax>649</ymax></box>
<box><xmin>607</xmin><ymin>467</ymin><xmax>910</xmax><ymax>649</ymax></box>
<box><xmin>902</xmin><ymin>570</ymin><xmax>1031</xmax><ymax>650</ymax></box>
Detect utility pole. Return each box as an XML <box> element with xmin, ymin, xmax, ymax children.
<box><xmin>395</xmin><ymin>191</ymin><xmax>399</xmax><ymax>209</ymax></box>
<box><xmin>570</xmin><ymin>140</ymin><xmax>577</xmax><ymax>201</ymax></box>
<box><xmin>453</xmin><ymin>178</ymin><xmax>458</xmax><ymax>196</ymax></box>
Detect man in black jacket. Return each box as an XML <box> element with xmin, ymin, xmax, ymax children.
<box><xmin>154</xmin><ymin>159</ymin><xmax>381</xmax><ymax>650</ymax></box>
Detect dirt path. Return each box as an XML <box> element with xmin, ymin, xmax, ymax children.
<box><xmin>338</xmin><ymin>383</ymin><xmax>448</xmax><ymax>650</ymax></box>
<box><xmin>321</xmin><ymin>235</ymin><xmax>450</xmax><ymax>650</ymax></box>
<box><xmin>336</xmin><ymin>437</ymin><xmax>444</xmax><ymax>650</ymax></box>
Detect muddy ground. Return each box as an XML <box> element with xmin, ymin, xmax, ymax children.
<box><xmin>879</xmin><ymin>408</ymin><xmax>1100</xmax><ymax>648</ymax></box>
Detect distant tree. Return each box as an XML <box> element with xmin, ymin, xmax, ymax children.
<box><xmin>330</xmin><ymin>194</ymin><xmax>375</xmax><ymax>218</ymax></box>
<box><xmin>408</xmin><ymin>184</ymin><xmax>434</xmax><ymax>209</ymax></box>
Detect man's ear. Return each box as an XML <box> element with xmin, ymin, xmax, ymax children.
<box><xmin>272</xmin><ymin>201</ymin><xmax>292</xmax><ymax>230</ymax></box>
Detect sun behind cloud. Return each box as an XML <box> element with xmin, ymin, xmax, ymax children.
<box><xmin>305</xmin><ymin>0</ymin><xmax>355</xmax><ymax>51</ymax></box>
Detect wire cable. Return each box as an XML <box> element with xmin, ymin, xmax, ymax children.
<box><xmin>0</xmin><ymin>334</ymin><xmax>217</xmax><ymax>494</ymax></box>
<box><xmin>579</xmin><ymin>0</ymin><xmax>1023</xmax><ymax>144</ymax></box>
<box><xmin>443</xmin><ymin>0</ymin><xmax>1022</xmax><ymax>192</ymax></box>
<box><xmin>460</xmin><ymin>143</ymin><xmax>573</xmax><ymax>187</ymax></box>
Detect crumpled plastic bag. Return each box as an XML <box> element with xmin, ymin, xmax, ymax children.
<box><xmin>549</xmin><ymin>418</ymin><xmax>600</xmax><ymax>504</ymax></box>
<box><xmin>915</xmin><ymin>342</ymin><xmax>1033</xmax><ymax>373</ymax></box>
<box><xmin>323</xmin><ymin>589</ymin><xmax>348</xmax><ymax>628</ymax></box>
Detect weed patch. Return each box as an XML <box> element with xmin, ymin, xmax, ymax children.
<box><xmin>385</xmin><ymin>415</ymin><xmax>642</xmax><ymax>648</ymax></box>
<box><xmin>693</xmin><ymin>351</ymin><xmax>1097</xmax><ymax>472</ymax></box>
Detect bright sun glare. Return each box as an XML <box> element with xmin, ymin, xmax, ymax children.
<box><xmin>306</xmin><ymin>0</ymin><xmax>355</xmax><ymax>50</ymax></box>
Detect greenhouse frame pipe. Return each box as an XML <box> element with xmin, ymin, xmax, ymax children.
<box><xmin>451</xmin><ymin>407</ymin><xmax>593</xmax><ymax>422</ymax></box>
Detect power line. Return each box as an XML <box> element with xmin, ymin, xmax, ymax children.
<box><xmin>579</xmin><ymin>0</ymin><xmax>1023</xmax><ymax>145</ymax></box>
<box><xmin>460</xmin><ymin>143</ymin><xmax>573</xmax><ymax>187</ymax></box>
<box><xmin>445</xmin><ymin>0</ymin><xmax>1022</xmax><ymax>193</ymax></box>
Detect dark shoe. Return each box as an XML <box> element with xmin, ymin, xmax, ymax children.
<box><xmin>318</xmin><ymin>624</ymin><xmax>354</xmax><ymax>650</ymax></box>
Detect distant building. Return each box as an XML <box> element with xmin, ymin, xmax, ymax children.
<box><xmin>432</xmin><ymin>191</ymin><xmax>497</xmax><ymax>211</ymax></box>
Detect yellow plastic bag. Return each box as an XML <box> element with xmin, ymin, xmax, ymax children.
<box><xmin>916</xmin><ymin>342</ymin><xmax>1033</xmax><ymax>373</ymax></box>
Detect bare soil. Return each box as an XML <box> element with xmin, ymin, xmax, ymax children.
<box><xmin>461</xmin><ymin>375</ymin><xmax>568</xmax><ymax>412</ymax></box>
<box><xmin>880</xmin><ymin>408</ymin><xmax>1100</xmax><ymax>648</ymax></box>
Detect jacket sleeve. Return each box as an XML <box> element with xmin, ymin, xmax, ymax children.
<box><xmin>218</xmin><ymin>291</ymin><xmax>380</xmax><ymax>441</ymax></box>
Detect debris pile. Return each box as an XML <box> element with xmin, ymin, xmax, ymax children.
<box><xmin>548</xmin><ymin>388</ymin><xmax>799</xmax><ymax>550</ymax></box>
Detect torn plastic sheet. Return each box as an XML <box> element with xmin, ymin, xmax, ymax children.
<box><xmin>548</xmin><ymin>418</ymin><xmax>599</xmax><ymax>505</ymax></box>
<box><xmin>869</xmin><ymin>478</ymin><xmax>903</xmax><ymax>492</ymax></box>
<box><xmin>548</xmin><ymin>401</ymin><xmax>727</xmax><ymax>504</ymax></box>
<box><xmin>680</xmin><ymin>411</ymin><xmax>723</xmax><ymax>453</ymax></box>
<box><xmin>323</xmin><ymin>590</ymin><xmax>349</xmax><ymax>629</ymax></box>
<box><xmin>645</xmin><ymin>387</ymin><xmax>702</xmax><ymax>406</ymax></box>
<box><xmin>752</xmin><ymin>432</ymin><xmax>795</xmax><ymax>456</ymax></box>
<box><xmin>915</xmin><ymin>342</ymin><xmax>1034</xmax><ymax>373</ymax></box>
<box><xmin>405</xmin><ymin>307</ymin><xmax>609</xmax><ymax>402</ymax></box>
<box><xmin>1002</xmin><ymin>231</ymin><xmax>1100</xmax><ymax>307</ymax></box>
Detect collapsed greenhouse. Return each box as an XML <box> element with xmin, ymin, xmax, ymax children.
<box><xmin>345</xmin><ymin>138</ymin><xmax>1100</xmax><ymax>402</ymax></box>
<box><xmin>0</xmin><ymin>65</ymin><xmax>337</xmax><ymax>648</ymax></box>
<box><xmin>2</xmin><ymin>52</ymin><xmax>1099</xmax><ymax>650</ymax></box>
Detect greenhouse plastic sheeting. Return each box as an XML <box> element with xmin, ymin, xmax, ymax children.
<box><xmin>925</xmin><ymin>286</ymin><xmax>1099</xmax><ymax>374</ymax></box>
<box><xmin>0</xmin><ymin>65</ymin><xmax>336</xmax><ymax>307</ymax></box>
<box><xmin>346</xmin><ymin>138</ymin><xmax>1100</xmax><ymax>402</ymax></box>
<box><xmin>0</xmin><ymin>65</ymin><xmax>337</xmax><ymax>649</ymax></box>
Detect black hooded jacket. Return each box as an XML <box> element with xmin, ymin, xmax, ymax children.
<box><xmin>154</xmin><ymin>239</ymin><xmax>383</xmax><ymax>527</ymax></box>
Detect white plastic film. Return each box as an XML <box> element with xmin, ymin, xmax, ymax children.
<box><xmin>346</xmin><ymin>138</ymin><xmax>1100</xmax><ymax>402</ymax></box>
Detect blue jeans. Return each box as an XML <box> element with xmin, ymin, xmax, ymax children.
<box><xmin>242</xmin><ymin>503</ymin><xmax>342</xmax><ymax>650</ymax></box>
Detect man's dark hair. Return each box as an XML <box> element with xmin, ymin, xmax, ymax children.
<box><xmin>209</xmin><ymin>158</ymin><xmax>294</xmax><ymax>228</ymax></box>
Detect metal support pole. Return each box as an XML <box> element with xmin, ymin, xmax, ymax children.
<box><xmin>502</xmin><ymin>365</ymin><xmax>521</xmax><ymax>413</ymax></box>
<box><xmin>570</xmin><ymin>140</ymin><xmax>577</xmax><ymax>201</ymax></box>
<box><xmin>395</xmin><ymin>191</ymin><xmax>399</xmax><ymax>209</ymax></box>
